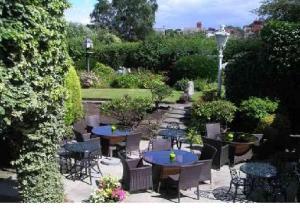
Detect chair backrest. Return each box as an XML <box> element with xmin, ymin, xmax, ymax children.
<box><xmin>229</xmin><ymin>167</ymin><xmax>239</xmax><ymax>180</ymax></box>
<box><xmin>179</xmin><ymin>163</ymin><xmax>203</xmax><ymax>190</ymax></box>
<box><xmin>86</xmin><ymin>115</ymin><xmax>100</xmax><ymax>128</ymax></box>
<box><xmin>73</xmin><ymin>119</ymin><xmax>88</xmax><ymax>133</ymax></box>
<box><xmin>82</xmin><ymin>138</ymin><xmax>101</xmax><ymax>159</ymax></box>
<box><xmin>126</xmin><ymin>133</ymin><xmax>142</xmax><ymax>153</ymax></box>
<box><xmin>206</xmin><ymin>123</ymin><xmax>221</xmax><ymax>139</ymax></box>
<box><xmin>151</xmin><ymin>138</ymin><xmax>171</xmax><ymax>151</ymax></box>
<box><xmin>199</xmin><ymin>144</ymin><xmax>217</xmax><ymax>161</ymax></box>
<box><xmin>73</xmin><ymin>128</ymin><xmax>86</xmax><ymax>143</ymax></box>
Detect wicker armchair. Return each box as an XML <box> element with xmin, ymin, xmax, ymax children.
<box><xmin>73</xmin><ymin>120</ymin><xmax>91</xmax><ymax>142</ymax></box>
<box><xmin>118</xmin><ymin>152</ymin><xmax>153</xmax><ymax>193</ymax></box>
<box><xmin>86</xmin><ymin>115</ymin><xmax>100</xmax><ymax>132</ymax></box>
<box><xmin>168</xmin><ymin>163</ymin><xmax>203</xmax><ymax>203</ymax></box>
<box><xmin>198</xmin><ymin>144</ymin><xmax>217</xmax><ymax>184</ymax></box>
<box><xmin>206</xmin><ymin>123</ymin><xmax>221</xmax><ymax>140</ymax></box>
<box><xmin>151</xmin><ymin>138</ymin><xmax>172</xmax><ymax>151</ymax></box>
<box><xmin>202</xmin><ymin>136</ymin><xmax>229</xmax><ymax>170</ymax></box>
<box><xmin>117</xmin><ymin>133</ymin><xmax>142</xmax><ymax>158</ymax></box>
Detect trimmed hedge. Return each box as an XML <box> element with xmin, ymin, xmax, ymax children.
<box><xmin>225</xmin><ymin>21</ymin><xmax>300</xmax><ymax>131</ymax></box>
<box><xmin>0</xmin><ymin>0</ymin><xmax>69</xmax><ymax>202</ymax></box>
<box><xmin>64</xmin><ymin>66</ymin><xmax>83</xmax><ymax>126</ymax></box>
<box><xmin>171</xmin><ymin>55</ymin><xmax>218</xmax><ymax>84</ymax></box>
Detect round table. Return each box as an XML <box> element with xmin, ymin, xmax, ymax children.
<box><xmin>143</xmin><ymin>150</ymin><xmax>198</xmax><ymax>167</ymax></box>
<box><xmin>92</xmin><ymin>125</ymin><xmax>131</xmax><ymax>165</ymax></box>
<box><xmin>240</xmin><ymin>162</ymin><xmax>277</xmax><ymax>178</ymax></box>
<box><xmin>158</xmin><ymin>129</ymin><xmax>185</xmax><ymax>149</ymax></box>
<box><xmin>92</xmin><ymin>125</ymin><xmax>131</xmax><ymax>137</ymax></box>
<box><xmin>240</xmin><ymin>162</ymin><xmax>277</xmax><ymax>200</ymax></box>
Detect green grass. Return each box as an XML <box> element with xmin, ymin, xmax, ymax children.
<box><xmin>82</xmin><ymin>89</ymin><xmax>202</xmax><ymax>103</ymax></box>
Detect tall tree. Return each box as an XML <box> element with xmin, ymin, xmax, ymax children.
<box><xmin>91</xmin><ymin>0</ymin><xmax>158</xmax><ymax>41</ymax></box>
<box><xmin>256</xmin><ymin>0</ymin><xmax>300</xmax><ymax>22</ymax></box>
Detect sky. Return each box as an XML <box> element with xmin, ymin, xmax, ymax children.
<box><xmin>65</xmin><ymin>0</ymin><xmax>262</xmax><ymax>29</ymax></box>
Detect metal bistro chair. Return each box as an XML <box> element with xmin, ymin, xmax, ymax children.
<box><xmin>227</xmin><ymin>167</ymin><xmax>248</xmax><ymax>202</ymax></box>
<box><xmin>198</xmin><ymin>144</ymin><xmax>217</xmax><ymax>184</ymax></box>
<box><xmin>168</xmin><ymin>163</ymin><xmax>203</xmax><ymax>203</ymax></box>
<box><xmin>166</xmin><ymin>122</ymin><xmax>183</xmax><ymax>149</ymax></box>
<box><xmin>118</xmin><ymin>152</ymin><xmax>153</xmax><ymax>193</ymax></box>
<box><xmin>76</xmin><ymin>138</ymin><xmax>103</xmax><ymax>185</ymax></box>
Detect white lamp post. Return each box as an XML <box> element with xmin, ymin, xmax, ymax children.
<box><xmin>215</xmin><ymin>25</ymin><xmax>230</xmax><ymax>97</ymax></box>
<box><xmin>83</xmin><ymin>38</ymin><xmax>93</xmax><ymax>72</ymax></box>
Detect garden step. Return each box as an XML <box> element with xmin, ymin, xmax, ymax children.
<box><xmin>164</xmin><ymin>113</ymin><xmax>186</xmax><ymax>119</ymax></box>
<box><xmin>159</xmin><ymin>123</ymin><xmax>187</xmax><ymax>130</ymax></box>
<box><xmin>168</xmin><ymin>109</ymin><xmax>191</xmax><ymax>115</ymax></box>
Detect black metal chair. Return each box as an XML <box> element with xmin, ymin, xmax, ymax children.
<box><xmin>198</xmin><ymin>144</ymin><xmax>217</xmax><ymax>184</ymax></box>
<box><xmin>168</xmin><ymin>163</ymin><xmax>203</xmax><ymax>203</ymax></box>
<box><xmin>202</xmin><ymin>136</ymin><xmax>229</xmax><ymax>170</ymax></box>
<box><xmin>151</xmin><ymin>138</ymin><xmax>172</xmax><ymax>151</ymax></box>
<box><xmin>73</xmin><ymin>138</ymin><xmax>103</xmax><ymax>185</ymax></box>
<box><xmin>227</xmin><ymin>167</ymin><xmax>247</xmax><ymax>202</ymax></box>
<box><xmin>118</xmin><ymin>152</ymin><xmax>153</xmax><ymax>193</ymax></box>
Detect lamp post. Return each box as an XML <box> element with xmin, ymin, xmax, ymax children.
<box><xmin>215</xmin><ymin>25</ymin><xmax>230</xmax><ymax>97</ymax></box>
<box><xmin>83</xmin><ymin>38</ymin><xmax>93</xmax><ymax>72</ymax></box>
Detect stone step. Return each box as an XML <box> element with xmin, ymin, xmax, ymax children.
<box><xmin>164</xmin><ymin>113</ymin><xmax>186</xmax><ymax>119</ymax></box>
<box><xmin>168</xmin><ymin>109</ymin><xmax>191</xmax><ymax>115</ymax></box>
<box><xmin>160</xmin><ymin>123</ymin><xmax>187</xmax><ymax>130</ymax></box>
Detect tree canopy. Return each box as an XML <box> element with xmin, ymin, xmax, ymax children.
<box><xmin>91</xmin><ymin>0</ymin><xmax>158</xmax><ymax>41</ymax></box>
<box><xmin>256</xmin><ymin>0</ymin><xmax>300</xmax><ymax>22</ymax></box>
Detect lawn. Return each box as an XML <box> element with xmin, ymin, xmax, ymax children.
<box><xmin>82</xmin><ymin>89</ymin><xmax>202</xmax><ymax>103</ymax></box>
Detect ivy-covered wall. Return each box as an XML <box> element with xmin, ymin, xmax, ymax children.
<box><xmin>0</xmin><ymin>0</ymin><xmax>70</xmax><ymax>202</ymax></box>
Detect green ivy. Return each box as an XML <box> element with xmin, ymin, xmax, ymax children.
<box><xmin>0</xmin><ymin>0</ymin><xmax>70</xmax><ymax>202</ymax></box>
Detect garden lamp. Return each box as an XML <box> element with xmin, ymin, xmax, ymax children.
<box><xmin>215</xmin><ymin>25</ymin><xmax>230</xmax><ymax>97</ymax></box>
<box><xmin>83</xmin><ymin>38</ymin><xmax>93</xmax><ymax>72</ymax></box>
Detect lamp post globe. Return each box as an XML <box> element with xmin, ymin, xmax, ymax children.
<box><xmin>83</xmin><ymin>38</ymin><xmax>93</xmax><ymax>72</ymax></box>
<box><xmin>215</xmin><ymin>25</ymin><xmax>230</xmax><ymax>97</ymax></box>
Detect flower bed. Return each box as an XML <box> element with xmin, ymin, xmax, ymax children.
<box><xmin>89</xmin><ymin>176</ymin><xmax>127</xmax><ymax>203</ymax></box>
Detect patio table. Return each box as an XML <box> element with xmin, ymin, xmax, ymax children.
<box><xmin>158</xmin><ymin>128</ymin><xmax>185</xmax><ymax>149</ymax></box>
<box><xmin>240</xmin><ymin>162</ymin><xmax>277</xmax><ymax>199</ymax></box>
<box><xmin>143</xmin><ymin>150</ymin><xmax>198</xmax><ymax>167</ymax></box>
<box><xmin>92</xmin><ymin>125</ymin><xmax>132</xmax><ymax>165</ymax></box>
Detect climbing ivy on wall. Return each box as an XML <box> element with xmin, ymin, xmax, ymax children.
<box><xmin>0</xmin><ymin>0</ymin><xmax>70</xmax><ymax>202</ymax></box>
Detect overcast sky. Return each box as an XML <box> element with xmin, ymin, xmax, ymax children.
<box><xmin>65</xmin><ymin>0</ymin><xmax>262</xmax><ymax>29</ymax></box>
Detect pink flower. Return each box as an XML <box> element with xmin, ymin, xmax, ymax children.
<box><xmin>111</xmin><ymin>187</ymin><xmax>126</xmax><ymax>201</ymax></box>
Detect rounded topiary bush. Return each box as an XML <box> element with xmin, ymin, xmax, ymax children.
<box><xmin>64</xmin><ymin>65</ymin><xmax>83</xmax><ymax>126</ymax></box>
<box><xmin>170</xmin><ymin>55</ymin><xmax>218</xmax><ymax>84</ymax></box>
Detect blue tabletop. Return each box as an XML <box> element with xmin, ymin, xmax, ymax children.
<box><xmin>143</xmin><ymin>150</ymin><xmax>198</xmax><ymax>167</ymax></box>
<box><xmin>92</xmin><ymin>125</ymin><xmax>131</xmax><ymax>137</ymax></box>
<box><xmin>240</xmin><ymin>162</ymin><xmax>277</xmax><ymax>178</ymax></box>
<box><xmin>64</xmin><ymin>142</ymin><xmax>98</xmax><ymax>153</ymax></box>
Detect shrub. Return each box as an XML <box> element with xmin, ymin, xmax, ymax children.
<box><xmin>194</xmin><ymin>79</ymin><xmax>208</xmax><ymax>91</ymax></box>
<box><xmin>93</xmin><ymin>63</ymin><xmax>116</xmax><ymax>88</ymax></box>
<box><xmin>239</xmin><ymin>97</ymin><xmax>279</xmax><ymax>120</ymax></box>
<box><xmin>225</xmin><ymin>21</ymin><xmax>300</xmax><ymax>131</ymax></box>
<box><xmin>80</xmin><ymin>71</ymin><xmax>99</xmax><ymax>88</ymax></box>
<box><xmin>64</xmin><ymin>66</ymin><xmax>83</xmax><ymax>126</ymax></box>
<box><xmin>191</xmin><ymin>100</ymin><xmax>237</xmax><ymax>132</ymax></box>
<box><xmin>100</xmin><ymin>95</ymin><xmax>153</xmax><ymax>127</ymax></box>
<box><xmin>174</xmin><ymin>78</ymin><xmax>189</xmax><ymax>91</ymax></box>
<box><xmin>186</xmin><ymin>128</ymin><xmax>203</xmax><ymax>145</ymax></box>
<box><xmin>134</xmin><ymin>70</ymin><xmax>166</xmax><ymax>89</ymax></box>
<box><xmin>233</xmin><ymin>97</ymin><xmax>279</xmax><ymax>132</ymax></box>
<box><xmin>149</xmin><ymin>83</ymin><xmax>173</xmax><ymax>108</ymax></box>
<box><xmin>89</xmin><ymin>176</ymin><xmax>126</xmax><ymax>203</ymax></box>
<box><xmin>0</xmin><ymin>0</ymin><xmax>68</xmax><ymax>202</ymax></box>
<box><xmin>256</xmin><ymin>114</ymin><xmax>291</xmax><ymax>135</ymax></box>
<box><xmin>171</xmin><ymin>55</ymin><xmax>218</xmax><ymax>84</ymax></box>
<box><xmin>111</xmin><ymin>74</ymin><xmax>140</xmax><ymax>88</ymax></box>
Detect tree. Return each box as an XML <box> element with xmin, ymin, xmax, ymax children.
<box><xmin>91</xmin><ymin>0</ymin><xmax>158</xmax><ymax>41</ymax></box>
<box><xmin>90</xmin><ymin>0</ymin><xmax>115</xmax><ymax>30</ymax></box>
<box><xmin>256</xmin><ymin>0</ymin><xmax>300</xmax><ymax>22</ymax></box>
<box><xmin>0</xmin><ymin>0</ymin><xmax>69</xmax><ymax>202</ymax></box>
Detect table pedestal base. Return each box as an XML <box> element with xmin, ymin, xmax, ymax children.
<box><xmin>101</xmin><ymin>157</ymin><xmax>120</xmax><ymax>166</ymax></box>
